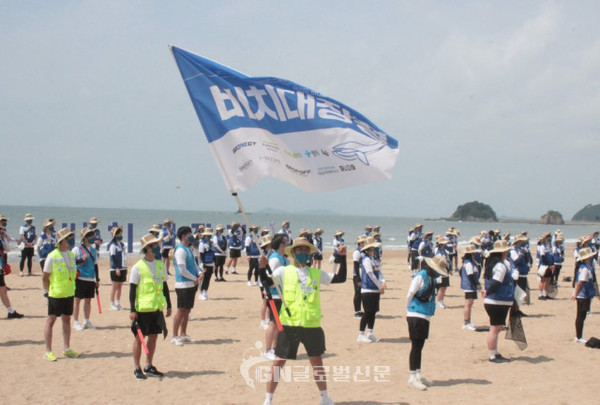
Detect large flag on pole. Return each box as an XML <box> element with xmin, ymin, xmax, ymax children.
<box><xmin>170</xmin><ymin>46</ymin><xmax>399</xmax><ymax>193</ymax></box>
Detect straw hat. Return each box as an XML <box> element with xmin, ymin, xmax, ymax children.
<box><xmin>139</xmin><ymin>233</ymin><xmax>163</xmax><ymax>253</ymax></box>
<box><xmin>470</xmin><ymin>236</ymin><xmax>481</xmax><ymax>246</ymax></box>
<box><xmin>365</xmin><ymin>225</ymin><xmax>373</xmax><ymax>231</ymax></box>
<box><xmin>541</xmin><ymin>232</ymin><xmax>551</xmax><ymax>240</ymax></box>
<box><xmin>581</xmin><ymin>235</ymin><xmax>592</xmax><ymax>245</ymax></box>
<box><xmin>0</xmin><ymin>215</ymin><xmax>9</xmax><ymax>221</ymax></box>
<box><xmin>284</xmin><ymin>237</ymin><xmax>318</xmax><ymax>256</ymax></box>
<box><xmin>489</xmin><ymin>240</ymin><xmax>511</xmax><ymax>254</ymax></box>
<box><xmin>202</xmin><ymin>228</ymin><xmax>214</xmax><ymax>237</ymax></box>
<box><xmin>24</xmin><ymin>213</ymin><xmax>34</xmax><ymax>221</ymax></box>
<box><xmin>315</xmin><ymin>228</ymin><xmax>324</xmax><ymax>234</ymax></box>
<box><xmin>361</xmin><ymin>236</ymin><xmax>381</xmax><ymax>252</ymax></box>
<box><xmin>282</xmin><ymin>221</ymin><xmax>290</xmax><ymax>227</ymax></box>
<box><xmin>80</xmin><ymin>227</ymin><xmax>94</xmax><ymax>240</ymax></box>
<box><xmin>56</xmin><ymin>227</ymin><xmax>75</xmax><ymax>244</ymax></box>
<box><xmin>373</xmin><ymin>225</ymin><xmax>381</xmax><ymax>231</ymax></box>
<box><xmin>372</xmin><ymin>232</ymin><xmax>381</xmax><ymax>238</ymax></box>
<box><xmin>513</xmin><ymin>234</ymin><xmax>528</xmax><ymax>244</ymax></box>
<box><xmin>215</xmin><ymin>225</ymin><xmax>224</xmax><ymax>232</ymax></box>
<box><xmin>578</xmin><ymin>247</ymin><xmax>596</xmax><ymax>262</ymax></box>
<box><xmin>43</xmin><ymin>218</ymin><xmax>56</xmax><ymax>229</ymax></box>
<box><xmin>462</xmin><ymin>245</ymin><xmax>481</xmax><ymax>256</ymax></box>
<box><xmin>423</xmin><ymin>255</ymin><xmax>449</xmax><ymax>276</ymax></box>
<box><xmin>163</xmin><ymin>218</ymin><xmax>173</xmax><ymax>225</ymax></box>
<box><xmin>494</xmin><ymin>229</ymin><xmax>501</xmax><ymax>235</ymax></box>
<box><xmin>148</xmin><ymin>224</ymin><xmax>161</xmax><ymax>234</ymax></box>
<box><xmin>356</xmin><ymin>235</ymin><xmax>367</xmax><ymax>245</ymax></box>
<box><xmin>299</xmin><ymin>228</ymin><xmax>308</xmax><ymax>236</ymax></box>
<box><xmin>415</xmin><ymin>223</ymin><xmax>423</xmax><ymax>229</ymax></box>
<box><xmin>335</xmin><ymin>230</ymin><xmax>344</xmax><ymax>237</ymax></box>
<box><xmin>248</xmin><ymin>225</ymin><xmax>259</xmax><ymax>231</ymax></box>
<box><xmin>261</xmin><ymin>228</ymin><xmax>270</xmax><ymax>235</ymax></box>
<box><xmin>520</xmin><ymin>230</ymin><xmax>528</xmax><ymax>236</ymax></box>
<box><xmin>424</xmin><ymin>231</ymin><xmax>433</xmax><ymax>237</ymax></box>
<box><xmin>435</xmin><ymin>235</ymin><xmax>448</xmax><ymax>245</ymax></box>
<box><xmin>231</xmin><ymin>221</ymin><xmax>241</xmax><ymax>227</ymax></box>
<box><xmin>260</xmin><ymin>234</ymin><xmax>273</xmax><ymax>248</ymax></box>
<box><xmin>110</xmin><ymin>225</ymin><xmax>123</xmax><ymax>238</ymax></box>
<box><xmin>88</xmin><ymin>217</ymin><xmax>99</xmax><ymax>224</ymax></box>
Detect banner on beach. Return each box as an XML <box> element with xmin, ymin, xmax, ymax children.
<box><xmin>170</xmin><ymin>46</ymin><xmax>399</xmax><ymax>193</ymax></box>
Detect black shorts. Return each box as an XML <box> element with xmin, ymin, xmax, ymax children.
<box><xmin>484</xmin><ymin>303</ymin><xmax>511</xmax><ymax>326</ymax></box>
<box><xmin>110</xmin><ymin>269</ymin><xmax>128</xmax><ymax>282</ymax></box>
<box><xmin>229</xmin><ymin>249</ymin><xmax>241</xmax><ymax>259</ymax></box>
<box><xmin>48</xmin><ymin>296</ymin><xmax>74</xmax><ymax>317</ymax></box>
<box><xmin>436</xmin><ymin>276</ymin><xmax>450</xmax><ymax>288</ymax></box>
<box><xmin>464</xmin><ymin>291</ymin><xmax>478</xmax><ymax>300</ymax></box>
<box><xmin>75</xmin><ymin>279</ymin><xmax>96</xmax><ymax>299</ymax></box>
<box><xmin>540</xmin><ymin>267</ymin><xmax>553</xmax><ymax>278</ymax></box>
<box><xmin>131</xmin><ymin>310</ymin><xmax>165</xmax><ymax>337</ymax></box>
<box><xmin>313</xmin><ymin>253</ymin><xmax>323</xmax><ymax>261</ymax></box>
<box><xmin>268</xmin><ymin>299</ymin><xmax>282</xmax><ymax>322</ymax></box>
<box><xmin>0</xmin><ymin>272</ymin><xmax>5</xmax><ymax>287</ymax></box>
<box><xmin>275</xmin><ymin>326</ymin><xmax>326</xmax><ymax>359</ymax></box>
<box><xmin>162</xmin><ymin>248</ymin><xmax>171</xmax><ymax>259</ymax></box>
<box><xmin>215</xmin><ymin>255</ymin><xmax>226</xmax><ymax>266</ymax></box>
<box><xmin>361</xmin><ymin>293</ymin><xmax>381</xmax><ymax>313</ymax></box>
<box><xmin>176</xmin><ymin>286</ymin><xmax>198</xmax><ymax>309</ymax></box>
<box><xmin>407</xmin><ymin>316</ymin><xmax>430</xmax><ymax>340</ymax></box>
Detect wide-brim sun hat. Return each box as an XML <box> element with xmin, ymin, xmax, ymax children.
<box><xmin>148</xmin><ymin>224</ymin><xmax>161</xmax><ymax>234</ymax></box>
<box><xmin>581</xmin><ymin>235</ymin><xmax>592</xmax><ymax>245</ymax></box>
<box><xmin>356</xmin><ymin>236</ymin><xmax>367</xmax><ymax>244</ymax></box>
<box><xmin>140</xmin><ymin>233</ymin><xmax>163</xmax><ymax>253</ymax></box>
<box><xmin>24</xmin><ymin>213</ymin><xmax>34</xmax><ymax>221</ymax></box>
<box><xmin>470</xmin><ymin>236</ymin><xmax>481</xmax><ymax>246</ymax></box>
<box><xmin>514</xmin><ymin>234</ymin><xmax>529</xmax><ymax>244</ymax></box>
<box><xmin>424</xmin><ymin>231</ymin><xmax>433</xmax><ymax>237</ymax></box>
<box><xmin>216</xmin><ymin>225</ymin><xmax>224</xmax><ymax>231</ymax></box>
<box><xmin>261</xmin><ymin>228</ymin><xmax>269</xmax><ymax>235</ymax></box>
<box><xmin>361</xmin><ymin>236</ymin><xmax>381</xmax><ymax>252</ymax></box>
<box><xmin>365</xmin><ymin>225</ymin><xmax>373</xmax><ymax>231</ymax></box>
<box><xmin>88</xmin><ymin>217</ymin><xmax>99</xmax><ymax>224</ymax></box>
<box><xmin>462</xmin><ymin>245</ymin><xmax>481</xmax><ymax>256</ymax></box>
<box><xmin>231</xmin><ymin>221</ymin><xmax>241</xmax><ymax>227</ymax></box>
<box><xmin>0</xmin><ymin>215</ymin><xmax>9</xmax><ymax>221</ymax></box>
<box><xmin>80</xmin><ymin>227</ymin><xmax>94</xmax><ymax>240</ymax></box>
<box><xmin>578</xmin><ymin>247</ymin><xmax>596</xmax><ymax>262</ymax></box>
<box><xmin>335</xmin><ymin>230</ymin><xmax>344</xmax><ymax>237</ymax></box>
<box><xmin>424</xmin><ymin>255</ymin><xmax>449</xmax><ymax>277</ymax></box>
<box><xmin>202</xmin><ymin>228</ymin><xmax>214</xmax><ymax>237</ymax></box>
<box><xmin>489</xmin><ymin>240</ymin><xmax>511</xmax><ymax>254</ymax></box>
<box><xmin>315</xmin><ymin>228</ymin><xmax>324</xmax><ymax>234</ymax></box>
<box><xmin>56</xmin><ymin>228</ymin><xmax>75</xmax><ymax>244</ymax></box>
<box><xmin>415</xmin><ymin>223</ymin><xmax>423</xmax><ymax>229</ymax></box>
<box><xmin>163</xmin><ymin>219</ymin><xmax>174</xmax><ymax>225</ymax></box>
<box><xmin>435</xmin><ymin>235</ymin><xmax>448</xmax><ymax>245</ymax></box>
<box><xmin>260</xmin><ymin>234</ymin><xmax>273</xmax><ymax>248</ymax></box>
<box><xmin>43</xmin><ymin>218</ymin><xmax>56</xmax><ymax>229</ymax></box>
<box><xmin>373</xmin><ymin>225</ymin><xmax>381</xmax><ymax>231</ymax></box>
<box><xmin>284</xmin><ymin>237</ymin><xmax>318</xmax><ymax>256</ymax></box>
<box><xmin>110</xmin><ymin>225</ymin><xmax>123</xmax><ymax>238</ymax></box>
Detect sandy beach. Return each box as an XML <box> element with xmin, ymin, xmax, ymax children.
<box><xmin>1</xmin><ymin>246</ymin><xmax>598</xmax><ymax>405</ymax></box>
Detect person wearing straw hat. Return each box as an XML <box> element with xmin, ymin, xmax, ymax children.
<box><xmin>87</xmin><ymin>217</ymin><xmax>102</xmax><ymax>251</ymax></box>
<box><xmin>0</xmin><ymin>224</ymin><xmax>24</xmax><ymax>319</ymax></box>
<box><xmin>551</xmin><ymin>235</ymin><xmax>565</xmax><ymax>288</ymax></box>
<box><xmin>460</xmin><ymin>245</ymin><xmax>482</xmax><ymax>331</ymax></box>
<box><xmin>482</xmin><ymin>240</ymin><xmax>517</xmax><ymax>363</ymax></box>
<box><xmin>263</xmin><ymin>237</ymin><xmax>346</xmax><ymax>405</ymax></box>
<box><xmin>357</xmin><ymin>237</ymin><xmax>386</xmax><ymax>343</ymax></box>
<box><xmin>198</xmin><ymin>228</ymin><xmax>215</xmax><ymax>300</ymax></box>
<box><xmin>278</xmin><ymin>220</ymin><xmax>292</xmax><ymax>240</ymax></box>
<box><xmin>108</xmin><ymin>225</ymin><xmax>127</xmax><ymax>310</ymax></box>
<box><xmin>260</xmin><ymin>227</ymin><xmax>271</xmax><ymax>255</ymax></box>
<box><xmin>160</xmin><ymin>219</ymin><xmax>176</xmax><ymax>275</ymax></box>
<box><xmin>72</xmin><ymin>227</ymin><xmax>100</xmax><ymax>331</ymax></box>
<box><xmin>129</xmin><ymin>233</ymin><xmax>172</xmax><ymax>379</ymax></box>
<box><xmin>226</xmin><ymin>221</ymin><xmax>244</xmax><ymax>275</ymax></box>
<box><xmin>571</xmin><ymin>247</ymin><xmax>598</xmax><ymax>343</ymax></box>
<box><xmin>148</xmin><ymin>224</ymin><xmax>161</xmax><ymax>238</ymax></box>
<box><xmin>352</xmin><ymin>236</ymin><xmax>367</xmax><ymax>319</ymax></box>
<box><xmin>19</xmin><ymin>213</ymin><xmax>37</xmax><ymax>276</ymax></box>
<box><xmin>434</xmin><ymin>235</ymin><xmax>450</xmax><ymax>309</ymax></box>
<box><xmin>406</xmin><ymin>254</ymin><xmax>448</xmax><ymax>390</ymax></box>
<box><xmin>42</xmin><ymin>227</ymin><xmax>80</xmax><ymax>361</ymax></box>
<box><xmin>212</xmin><ymin>225</ymin><xmax>228</xmax><ymax>281</ymax></box>
<box><xmin>245</xmin><ymin>225</ymin><xmax>261</xmax><ymax>286</ymax></box>
<box><xmin>312</xmin><ymin>228</ymin><xmax>324</xmax><ymax>269</ymax></box>
<box><xmin>35</xmin><ymin>218</ymin><xmax>57</xmax><ymax>272</ymax></box>
<box><xmin>364</xmin><ymin>225</ymin><xmax>373</xmax><ymax>237</ymax></box>
<box><xmin>409</xmin><ymin>224</ymin><xmax>423</xmax><ymax>271</ymax></box>
<box><xmin>536</xmin><ymin>232</ymin><xmax>555</xmax><ymax>300</ymax></box>
<box><xmin>171</xmin><ymin>226</ymin><xmax>202</xmax><ymax>346</ymax></box>
<box><xmin>511</xmin><ymin>234</ymin><xmax>531</xmax><ymax>310</ymax></box>
<box><xmin>446</xmin><ymin>228</ymin><xmax>458</xmax><ymax>272</ymax></box>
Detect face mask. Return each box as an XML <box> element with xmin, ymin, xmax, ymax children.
<box><xmin>48</xmin><ymin>226</ymin><xmax>55</xmax><ymax>232</ymax></box>
<box><xmin>294</xmin><ymin>253</ymin><xmax>310</xmax><ymax>265</ymax></box>
<box><xmin>117</xmin><ymin>235</ymin><xmax>123</xmax><ymax>242</ymax></box>
<box><xmin>187</xmin><ymin>235</ymin><xmax>196</xmax><ymax>244</ymax></box>
<box><xmin>193</xmin><ymin>241</ymin><xmax>200</xmax><ymax>248</ymax></box>
<box><xmin>0</xmin><ymin>221</ymin><xmax>6</xmax><ymax>227</ymax></box>
<box><xmin>90</xmin><ymin>224</ymin><xmax>97</xmax><ymax>229</ymax></box>
<box><xmin>88</xmin><ymin>237</ymin><xmax>96</xmax><ymax>244</ymax></box>
<box><xmin>253</xmin><ymin>229</ymin><xmax>258</xmax><ymax>234</ymax></box>
<box><xmin>26</xmin><ymin>220</ymin><xmax>32</xmax><ymax>225</ymax></box>
<box><xmin>68</xmin><ymin>238</ymin><xmax>75</xmax><ymax>249</ymax></box>
<box><xmin>152</xmin><ymin>245</ymin><xmax>161</xmax><ymax>259</ymax></box>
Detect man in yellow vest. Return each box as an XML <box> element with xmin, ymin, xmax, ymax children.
<box><xmin>263</xmin><ymin>237</ymin><xmax>346</xmax><ymax>405</ymax></box>
<box><xmin>42</xmin><ymin>228</ymin><xmax>80</xmax><ymax>361</ymax></box>
<box><xmin>129</xmin><ymin>233</ymin><xmax>172</xmax><ymax>380</ymax></box>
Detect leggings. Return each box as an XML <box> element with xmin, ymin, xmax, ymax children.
<box><xmin>553</xmin><ymin>265</ymin><xmax>562</xmax><ymax>284</ymax></box>
<box><xmin>214</xmin><ymin>256</ymin><xmax>226</xmax><ymax>278</ymax></box>
<box><xmin>201</xmin><ymin>266</ymin><xmax>213</xmax><ymax>291</ymax></box>
<box><xmin>20</xmin><ymin>247</ymin><xmax>34</xmax><ymax>273</ymax></box>
<box><xmin>575</xmin><ymin>298</ymin><xmax>591</xmax><ymax>339</ymax></box>
<box><xmin>359</xmin><ymin>311</ymin><xmax>376</xmax><ymax>332</ymax></box>
<box><xmin>409</xmin><ymin>338</ymin><xmax>426</xmax><ymax>371</ymax></box>
<box><xmin>247</xmin><ymin>258</ymin><xmax>259</xmax><ymax>282</ymax></box>
<box><xmin>352</xmin><ymin>276</ymin><xmax>361</xmax><ymax>312</ymax></box>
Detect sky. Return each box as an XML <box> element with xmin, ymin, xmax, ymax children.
<box><xmin>1</xmin><ymin>1</ymin><xmax>599</xmax><ymax>219</ymax></box>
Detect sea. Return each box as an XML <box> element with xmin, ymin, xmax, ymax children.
<box><xmin>1</xmin><ymin>204</ymin><xmax>598</xmax><ymax>262</ymax></box>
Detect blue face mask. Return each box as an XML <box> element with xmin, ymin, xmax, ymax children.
<box><xmin>152</xmin><ymin>245</ymin><xmax>161</xmax><ymax>259</ymax></box>
<box><xmin>187</xmin><ymin>235</ymin><xmax>196</xmax><ymax>244</ymax></box>
<box><xmin>193</xmin><ymin>241</ymin><xmax>200</xmax><ymax>248</ymax></box>
<box><xmin>88</xmin><ymin>237</ymin><xmax>96</xmax><ymax>244</ymax></box>
<box><xmin>48</xmin><ymin>226</ymin><xmax>55</xmax><ymax>232</ymax></box>
<box><xmin>26</xmin><ymin>220</ymin><xmax>32</xmax><ymax>225</ymax></box>
<box><xmin>294</xmin><ymin>253</ymin><xmax>310</xmax><ymax>265</ymax></box>
<box><xmin>68</xmin><ymin>238</ymin><xmax>75</xmax><ymax>249</ymax></box>
<box><xmin>117</xmin><ymin>235</ymin><xmax>123</xmax><ymax>242</ymax></box>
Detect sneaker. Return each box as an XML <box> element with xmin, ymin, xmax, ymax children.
<box><xmin>436</xmin><ymin>301</ymin><xmax>448</xmax><ymax>309</ymax></box>
<box><xmin>44</xmin><ymin>351</ymin><xmax>57</xmax><ymax>362</ymax></box>
<box><xmin>170</xmin><ymin>336</ymin><xmax>184</xmax><ymax>346</ymax></box>
<box><xmin>181</xmin><ymin>335</ymin><xmax>196</xmax><ymax>343</ymax></box>
<box><xmin>264</xmin><ymin>349</ymin><xmax>276</xmax><ymax>361</ymax></box>
<box><xmin>260</xmin><ymin>319</ymin><xmax>270</xmax><ymax>330</ymax></box>
<box><xmin>225</xmin><ymin>269</ymin><xmax>229</xmax><ymax>275</ymax></box>
<box><xmin>319</xmin><ymin>397</ymin><xmax>335</xmax><ymax>405</ymax></box>
<box><xmin>198</xmin><ymin>292</ymin><xmax>208</xmax><ymax>300</ymax></box>
<box><xmin>202</xmin><ymin>291</ymin><xmax>209</xmax><ymax>300</ymax></box>
<box><xmin>462</xmin><ymin>323</ymin><xmax>477</xmax><ymax>331</ymax></box>
<box><xmin>353</xmin><ymin>311</ymin><xmax>363</xmax><ymax>319</ymax></box>
<box><xmin>143</xmin><ymin>365</ymin><xmax>164</xmax><ymax>377</ymax></box>
<box><xmin>110</xmin><ymin>303</ymin><xmax>119</xmax><ymax>310</ymax></box>
<box><xmin>7</xmin><ymin>310</ymin><xmax>24</xmax><ymax>319</ymax></box>
<box><xmin>574</xmin><ymin>337</ymin><xmax>587</xmax><ymax>343</ymax></box>
<box><xmin>63</xmin><ymin>348</ymin><xmax>80</xmax><ymax>358</ymax></box>
<box><xmin>262</xmin><ymin>399</ymin><xmax>272</xmax><ymax>405</ymax></box>
<box><xmin>367</xmin><ymin>333</ymin><xmax>378</xmax><ymax>342</ymax></box>
<box><xmin>408</xmin><ymin>376</ymin><xmax>427</xmax><ymax>390</ymax></box>
<box><xmin>231</xmin><ymin>269</ymin><xmax>237</xmax><ymax>274</ymax></box>
<box><xmin>254</xmin><ymin>281</ymin><xmax>259</xmax><ymax>286</ymax></box>
<box><xmin>489</xmin><ymin>354</ymin><xmax>510</xmax><ymax>363</ymax></box>
<box><xmin>220</xmin><ymin>278</ymin><xmax>227</xmax><ymax>282</ymax></box>
<box><xmin>357</xmin><ymin>334</ymin><xmax>371</xmax><ymax>343</ymax></box>
<box><xmin>134</xmin><ymin>367</ymin><xmax>147</xmax><ymax>380</ymax></box>
<box><xmin>19</xmin><ymin>271</ymin><xmax>24</xmax><ymax>277</ymax></box>
<box><xmin>116</xmin><ymin>303</ymin><xmax>122</xmax><ymax>310</ymax></box>
<box><xmin>83</xmin><ymin>320</ymin><xmax>95</xmax><ymax>329</ymax></box>
<box><xmin>247</xmin><ymin>281</ymin><xmax>252</xmax><ymax>286</ymax></box>
<box><xmin>73</xmin><ymin>321</ymin><xmax>84</xmax><ymax>331</ymax></box>
<box><xmin>538</xmin><ymin>296</ymin><xmax>547</xmax><ymax>300</ymax></box>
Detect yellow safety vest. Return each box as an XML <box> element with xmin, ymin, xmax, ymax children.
<box><xmin>135</xmin><ymin>259</ymin><xmax>167</xmax><ymax>313</ymax></box>
<box><xmin>279</xmin><ymin>265</ymin><xmax>322</xmax><ymax>327</ymax></box>
<box><xmin>48</xmin><ymin>248</ymin><xmax>77</xmax><ymax>298</ymax></box>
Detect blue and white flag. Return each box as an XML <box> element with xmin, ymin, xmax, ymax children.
<box><xmin>170</xmin><ymin>46</ymin><xmax>399</xmax><ymax>193</ymax></box>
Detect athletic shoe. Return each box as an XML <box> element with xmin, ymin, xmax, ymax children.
<box><xmin>116</xmin><ymin>303</ymin><xmax>122</xmax><ymax>310</ymax></box>
<box><xmin>407</xmin><ymin>376</ymin><xmax>427</xmax><ymax>390</ymax></box>
<box><xmin>319</xmin><ymin>397</ymin><xmax>335</xmax><ymax>405</ymax></box>
<box><xmin>170</xmin><ymin>336</ymin><xmax>184</xmax><ymax>346</ymax></box>
<box><xmin>134</xmin><ymin>367</ymin><xmax>147</xmax><ymax>380</ymax></box>
<box><xmin>436</xmin><ymin>301</ymin><xmax>448</xmax><ymax>309</ymax></box>
<box><xmin>264</xmin><ymin>349</ymin><xmax>276</xmax><ymax>361</ymax></box>
<box><xmin>262</xmin><ymin>399</ymin><xmax>272</xmax><ymax>405</ymax></box>
<box><xmin>63</xmin><ymin>348</ymin><xmax>80</xmax><ymax>358</ymax></box>
<box><xmin>462</xmin><ymin>323</ymin><xmax>477</xmax><ymax>331</ymax></box>
<box><xmin>7</xmin><ymin>310</ymin><xmax>24</xmax><ymax>319</ymax></box>
<box><xmin>73</xmin><ymin>321</ymin><xmax>84</xmax><ymax>331</ymax></box>
<box><xmin>254</xmin><ymin>281</ymin><xmax>260</xmax><ymax>286</ymax></box>
<box><xmin>489</xmin><ymin>354</ymin><xmax>510</xmax><ymax>363</ymax></box>
<box><xmin>83</xmin><ymin>320</ymin><xmax>95</xmax><ymax>329</ymax></box>
<box><xmin>19</xmin><ymin>271</ymin><xmax>24</xmax><ymax>277</ymax></box>
<box><xmin>574</xmin><ymin>337</ymin><xmax>587</xmax><ymax>343</ymax></box>
<box><xmin>353</xmin><ymin>311</ymin><xmax>363</xmax><ymax>318</ymax></box>
<box><xmin>225</xmin><ymin>269</ymin><xmax>229</xmax><ymax>274</ymax></box>
<box><xmin>231</xmin><ymin>269</ymin><xmax>237</xmax><ymax>274</ymax></box>
<box><xmin>220</xmin><ymin>278</ymin><xmax>227</xmax><ymax>282</ymax></box>
<box><xmin>367</xmin><ymin>333</ymin><xmax>378</xmax><ymax>342</ymax></box>
<box><xmin>247</xmin><ymin>281</ymin><xmax>253</xmax><ymax>286</ymax></box>
<box><xmin>110</xmin><ymin>303</ymin><xmax>119</xmax><ymax>310</ymax></box>
<box><xmin>44</xmin><ymin>351</ymin><xmax>57</xmax><ymax>362</ymax></box>
<box><xmin>181</xmin><ymin>335</ymin><xmax>196</xmax><ymax>343</ymax></box>
<box><xmin>538</xmin><ymin>296</ymin><xmax>547</xmax><ymax>300</ymax></box>
<box><xmin>357</xmin><ymin>334</ymin><xmax>371</xmax><ymax>343</ymax></box>
<box><xmin>202</xmin><ymin>291</ymin><xmax>210</xmax><ymax>300</ymax></box>
<box><xmin>143</xmin><ymin>365</ymin><xmax>164</xmax><ymax>378</ymax></box>
<box><xmin>198</xmin><ymin>292</ymin><xmax>208</xmax><ymax>301</ymax></box>
<box><xmin>260</xmin><ymin>319</ymin><xmax>270</xmax><ymax>330</ymax></box>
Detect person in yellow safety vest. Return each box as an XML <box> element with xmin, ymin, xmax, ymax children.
<box><xmin>128</xmin><ymin>233</ymin><xmax>172</xmax><ymax>380</ymax></box>
<box><xmin>263</xmin><ymin>237</ymin><xmax>346</xmax><ymax>405</ymax></box>
<box><xmin>42</xmin><ymin>228</ymin><xmax>80</xmax><ymax>362</ymax></box>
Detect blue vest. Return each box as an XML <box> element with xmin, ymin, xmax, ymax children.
<box><xmin>39</xmin><ymin>233</ymin><xmax>56</xmax><ymax>259</ymax></box>
<box><xmin>460</xmin><ymin>259</ymin><xmax>479</xmax><ymax>291</ymax></box>
<box><xmin>76</xmin><ymin>245</ymin><xmax>97</xmax><ymax>279</ymax></box>
<box><xmin>407</xmin><ymin>270</ymin><xmax>436</xmax><ymax>316</ymax></box>
<box><xmin>200</xmin><ymin>239</ymin><xmax>215</xmax><ymax>265</ymax></box>
<box><xmin>313</xmin><ymin>236</ymin><xmax>323</xmax><ymax>252</ymax></box>
<box><xmin>161</xmin><ymin>227</ymin><xmax>175</xmax><ymax>248</ymax></box>
<box><xmin>23</xmin><ymin>225</ymin><xmax>36</xmax><ymax>243</ymax></box>
<box><xmin>420</xmin><ymin>241</ymin><xmax>433</xmax><ymax>258</ymax></box>
<box><xmin>484</xmin><ymin>262</ymin><xmax>515</xmax><ymax>302</ymax></box>
<box><xmin>108</xmin><ymin>240</ymin><xmax>125</xmax><ymax>269</ymax></box>
<box><xmin>246</xmin><ymin>235</ymin><xmax>260</xmax><ymax>256</ymax></box>
<box><xmin>268</xmin><ymin>251</ymin><xmax>288</xmax><ymax>296</ymax></box>
<box><xmin>576</xmin><ymin>263</ymin><xmax>596</xmax><ymax>299</ymax></box>
<box><xmin>511</xmin><ymin>247</ymin><xmax>530</xmax><ymax>276</ymax></box>
<box><xmin>229</xmin><ymin>229</ymin><xmax>243</xmax><ymax>249</ymax></box>
<box><xmin>553</xmin><ymin>244</ymin><xmax>565</xmax><ymax>264</ymax></box>
<box><xmin>360</xmin><ymin>255</ymin><xmax>381</xmax><ymax>291</ymax></box>
<box><xmin>540</xmin><ymin>243</ymin><xmax>554</xmax><ymax>266</ymax></box>
<box><xmin>174</xmin><ymin>243</ymin><xmax>198</xmax><ymax>282</ymax></box>
<box><xmin>410</xmin><ymin>236</ymin><xmax>422</xmax><ymax>252</ymax></box>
